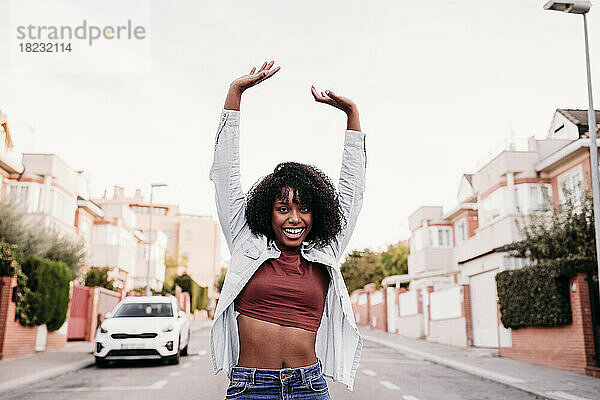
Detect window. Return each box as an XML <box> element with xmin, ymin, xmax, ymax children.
<box><xmin>114</xmin><ymin>303</ymin><xmax>173</xmax><ymax>318</ymax></box>
<box><xmin>165</xmin><ymin>231</ymin><xmax>171</xmax><ymax>242</ymax></box>
<box><xmin>185</xmin><ymin>231</ymin><xmax>191</xmax><ymax>241</ymax></box>
<box><xmin>455</xmin><ymin>220</ymin><xmax>467</xmax><ymax>244</ymax></box>
<box><xmin>480</xmin><ymin>187</ymin><xmax>505</xmax><ymax>224</ymax></box>
<box><xmin>558</xmin><ymin>166</ymin><xmax>583</xmax><ymax>205</ymax></box>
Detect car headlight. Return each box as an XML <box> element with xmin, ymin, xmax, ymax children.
<box><xmin>100</xmin><ymin>325</ymin><xmax>108</xmax><ymax>334</ymax></box>
<box><xmin>162</xmin><ymin>325</ymin><xmax>175</xmax><ymax>332</ymax></box>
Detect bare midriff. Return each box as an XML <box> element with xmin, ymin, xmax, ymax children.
<box><xmin>236</xmin><ymin>314</ymin><xmax>318</xmax><ymax>369</ymax></box>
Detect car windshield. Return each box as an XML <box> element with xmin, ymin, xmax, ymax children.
<box><xmin>113</xmin><ymin>303</ymin><xmax>173</xmax><ymax>318</ymax></box>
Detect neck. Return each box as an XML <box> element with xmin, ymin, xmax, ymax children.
<box><xmin>275</xmin><ymin>240</ymin><xmax>301</xmax><ymax>252</ymax></box>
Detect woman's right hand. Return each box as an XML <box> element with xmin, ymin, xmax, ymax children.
<box><xmin>230</xmin><ymin>60</ymin><xmax>281</xmax><ymax>93</ymax></box>
<box><xmin>225</xmin><ymin>61</ymin><xmax>280</xmax><ymax>110</ymax></box>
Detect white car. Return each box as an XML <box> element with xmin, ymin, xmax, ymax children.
<box><xmin>94</xmin><ymin>296</ymin><xmax>191</xmax><ymax>367</ymax></box>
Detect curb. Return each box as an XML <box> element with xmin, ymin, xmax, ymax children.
<box><xmin>0</xmin><ymin>357</ymin><xmax>94</xmax><ymax>395</ymax></box>
<box><xmin>361</xmin><ymin>333</ymin><xmax>571</xmax><ymax>400</ymax></box>
<box><xmin>0</xmin><ymin>322</ymin><xmax>213</xmax><ymax>396</ymax></box>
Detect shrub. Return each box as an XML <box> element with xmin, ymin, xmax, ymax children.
<box><xmin>17</xmin><ymin>255</ymin><xmax>72</xmax><ymax>331</ymax></box>
<box><xmin>0</xmin><ymin>242</ymin><xmax>19</xmax><ymax>277</ymax></box>
<box><xmin>496</xmin><ymin>257</ymin><xmax>596</xmax><ymax>329</ymax></box>
<box><xmin>84</xmin><ymin>267</ymin><xmax>115</xmax><ymax>290</ymax></box>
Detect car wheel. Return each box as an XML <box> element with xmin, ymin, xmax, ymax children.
<box><xmin>95</xmin><ymin>357</ymin><xmax>108</xmax><ymax>368</ymax></box>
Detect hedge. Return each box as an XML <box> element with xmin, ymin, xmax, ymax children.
<box><xmin>496</xmin><ymin>257</ymin><xmax>596</xmax><ymax>329</ymax></box>
<box><xmin>17</xmin><ymin>255</ymin><xmax>72</xmax><ymax>331</ymax></box>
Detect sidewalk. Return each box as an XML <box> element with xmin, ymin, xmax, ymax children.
<box><xmin>0</xmin><ymin>319</ymin><xmax>212</xmax><ymax>395</ymax></box>
<box><xmin>361</xmin><ymin>327</ymin><xmax>600</xmax><ymax>400</ymax></box>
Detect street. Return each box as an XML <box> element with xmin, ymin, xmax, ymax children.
<box><xmin>1</xmin><ymin>328</ymin><xmax>536</xmax><ymax>400</ymax></box>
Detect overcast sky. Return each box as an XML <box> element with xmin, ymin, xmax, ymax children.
<box><xmin>0</xmin><ymin>0</ymin><xmax>598</xmax><ymax>263</ymax></box>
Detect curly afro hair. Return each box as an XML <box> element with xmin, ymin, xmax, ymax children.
<box><xmin>245</xmin><ymin>161</ymin><xmax>345</xmax><ymax>247</ymax></box>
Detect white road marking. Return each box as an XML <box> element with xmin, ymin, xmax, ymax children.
<box><xmin>379</xmin><ymin>380</ymin><xmax>399</xmax><ymax>390</ymax></box>
<box><xmin>191</xmin><ymin>355</ymin><xmax>200</xmax><ymax>361</ymax></box>
<box><xmin>360</xmin><ymin>358</ymin><xmax>426</xmax><ymax>364</ymax></box>
<box><xmin>182</xmin><ymin>362</ymin><xmax>192</xmax><ymax>369</ymax></box>
<box><xmin>362</xmin><ymin>334</ymin><xmax>525</xmax><ymax>384</ymax></box>
<box><xmin>197</xmin><ymin>350</ymin><xmax>207</xmax><ymax>355</ymax></box>
<box><xmin>545</xmin><ymin>391</ymin><xmax>592</xmax><ymax>400</ymax></box>
<box><xmin>169</xmin><ymin>372</ymin><xmax>181</xmax><ymax>377</ymax></box>
<box><xmin>402</xmin><ymin>396</ymin><xmax>420</xmax><ymax>400</ymax></box>
<box><xmin>35</xmin><ymin>379</ymin><xmax>169</xmax><ymax>392</ymax></box>
<box><xmin>361</xmin><ymin>368</ymin><xmax>377</xmax><ymax>376</ymax></box>
<box><xmin>151</xmin><ymin>380</ymin><xmax>168</xmax><ymax>389</ymax></box>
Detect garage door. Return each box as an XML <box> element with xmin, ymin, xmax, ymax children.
<box><xmin>470</xmin><ymin>270</ymin><xmax>499</xmax><ymax>347</ymax></box>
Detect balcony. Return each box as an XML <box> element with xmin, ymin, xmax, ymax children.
<box><xmin>454</xmin><ymin>213</ymin><xmax>525</xmax><ymax>264</ymax></box>
<box><xmin>408</xmin><ymin>247</ymin><xmax>454</xmax><ymax>275</ymax></box>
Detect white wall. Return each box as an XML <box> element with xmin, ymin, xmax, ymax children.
<box><xmin>399</xmin><ymin>290</ymin><xmax>418</xmax><ymax>317</ymax></box>
<box><xmin>430</xmin><ymin>286</ymin><xmax>462</xmax><ymax>320</ymax></box>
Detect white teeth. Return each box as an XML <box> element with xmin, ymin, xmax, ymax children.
<box><xmin>283</xmin><ymin>227</ymin><xmax>304</xmax><ymax>238</ymax></box>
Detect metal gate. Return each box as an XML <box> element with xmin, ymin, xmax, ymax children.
<box><xmin>67</xmin><ymin>285</ymin><xmax>89</xmax><ymax>340</ymax></box>
<box><xmin>587</xmin><ymin>272</ymin><xmax>600</xmax><ymax>367</ymax></box>
<box><xmin>470</xmin><ymin>270</ymin><xmax>500</xmax><ymax>348</ymax></box>
<box><xmin>97</xmin><ymin>287</ymin><xmax>121</xmax><ymax>324</ymax></box>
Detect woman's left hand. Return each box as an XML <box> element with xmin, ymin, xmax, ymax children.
<box><xmin>311</xmin><ymin>85</ymin><xmax>360</xmax><ymax>131</ymax></box>
<box><xmin>310</xmin><ymin>85</ymin><xmax>357</xmax><ymax>115</ymax></box>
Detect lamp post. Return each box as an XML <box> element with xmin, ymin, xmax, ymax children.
<box><xmin>146</xmin><ymin>183</ymin><xmax>167</xmax><ymax>296</ymax></box>
<box><xmin>544</xmin><ymin>1</ymin><xmax>599</xmax><ymax>298</ymax></box>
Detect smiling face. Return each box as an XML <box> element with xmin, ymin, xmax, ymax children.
<box><xmin>271</xmin><ymin>187</ymin><xmax>313</xmax><ymax>250</ymax></box>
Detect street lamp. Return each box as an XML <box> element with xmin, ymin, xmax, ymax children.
<box><xmin>544</xmin><ymin>1</ymin><xmax>599</xmax><ymax>298</ymax></box>
<box><xmin>146</xmin><ymin>183</ymin><xmax>167</xmax><ymax>296</ymax></box>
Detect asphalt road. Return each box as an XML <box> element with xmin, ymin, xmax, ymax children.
<box><xmin>1</xmin><ymin>328</ymin><xmax>537</xmax><ymax>400</ymax></box>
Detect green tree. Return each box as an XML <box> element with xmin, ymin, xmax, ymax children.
<box><xmin>214</xmin><ymin>267</ymin><xmax>227</xmax><ymax>293</ymax></box>
<box><xmin>340</xmin><ymin>241</ymin><xmax>410</xmax><ymax>292</ymax></box>
<box><xmin>341</xmin><ymin>249</ymin><xmax>383</xmax><ymax>293</ymax></box>
<box><xmin>380</xmin><ymin>241</ymin><xmax>409</xmax><ymax>277</ymax></box>
<box><xmin>0</xmin><ymin>199</ymin><xmax>86</xmax><ymax>278</ymax></box>
<box><xmin>174</xmin><ymin>273</ymin><xmax>208</xmax><ymax>310</ymax></box>
<box><xmin>84</xmin><ymin>267</ymin><xmax>115</xmax><ymax>290</ymax></box>
<box><xmin>510</xmin><ymin>191</ymin><xmax>595</xmax><ymax>262</ymax></box>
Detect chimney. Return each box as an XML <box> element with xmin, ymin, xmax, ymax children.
<box><xmin>113</xmin><ymin>185</ymin><xmax>125</xmax><ymax>200</ymax></box>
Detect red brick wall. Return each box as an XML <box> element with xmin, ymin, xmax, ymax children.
<box><xmin>0</xmin><ymin>276</ymin><xmax>66</xmax><ymax>360</ymax></box>
<box><xmin>499</xmin><ymin>273</ymin><xmax>598</xmax><ymax>377</ymax></box>
<box><xmin>368</xmin><ymin>289</ymin><xmax>387</xmax><ymax>331</ymax></box>
<box><xmin>351</xmin><ymin>289</ymin><xmax>370</xmax><ymax>327</ymax></box>
<box><xmin>461</xmin><ymin>284</ymin><xmax>474</xmax><ymax>346</ymax></box>
<box><xmin>466</xmin><ymin>210</ymin><xmax>479</xmax><ymax>238</ymax></box>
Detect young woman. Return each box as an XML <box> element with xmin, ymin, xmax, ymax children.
<box><xmin>209</xmin><ymin>60</ymin><xmax>366</xmax><ymax>399</ymax></box>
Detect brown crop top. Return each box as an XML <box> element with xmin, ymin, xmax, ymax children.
<box><xmin>234</xmin><ymin>248</ymin><xmax>330</xmax><ymax>332</ymax></box>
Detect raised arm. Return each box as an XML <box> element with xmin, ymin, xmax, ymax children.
<box><xmin>209</xmin><ymin>61</ymin><xmax>280</xmax><ymax>253</ymax></box>
<box><xmin>311</xmin><ymin>86</ymin><xmax>366</xmax><ymax>259</ymax></box>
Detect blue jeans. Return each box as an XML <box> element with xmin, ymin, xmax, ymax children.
<box><xmin>225</xmin><ymin>360</ymin><xmax>331</xmax><ymax>399</ymax></box>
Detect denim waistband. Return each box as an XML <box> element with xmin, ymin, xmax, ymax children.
<box><xmin>230</xmin><ymin>360</ymin><xmax>322</xmax><ymax>385</ymax></box>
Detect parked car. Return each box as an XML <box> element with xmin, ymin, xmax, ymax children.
<box><xmin>94</xmin><ymin>296</ymin><xmax>191</xmax><ymax>367</ymax></box>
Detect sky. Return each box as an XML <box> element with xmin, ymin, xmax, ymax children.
<box><xmin>0</xmin><ymin>0</ymin><xmax>599</xmax><ymax>264</ymax></box>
